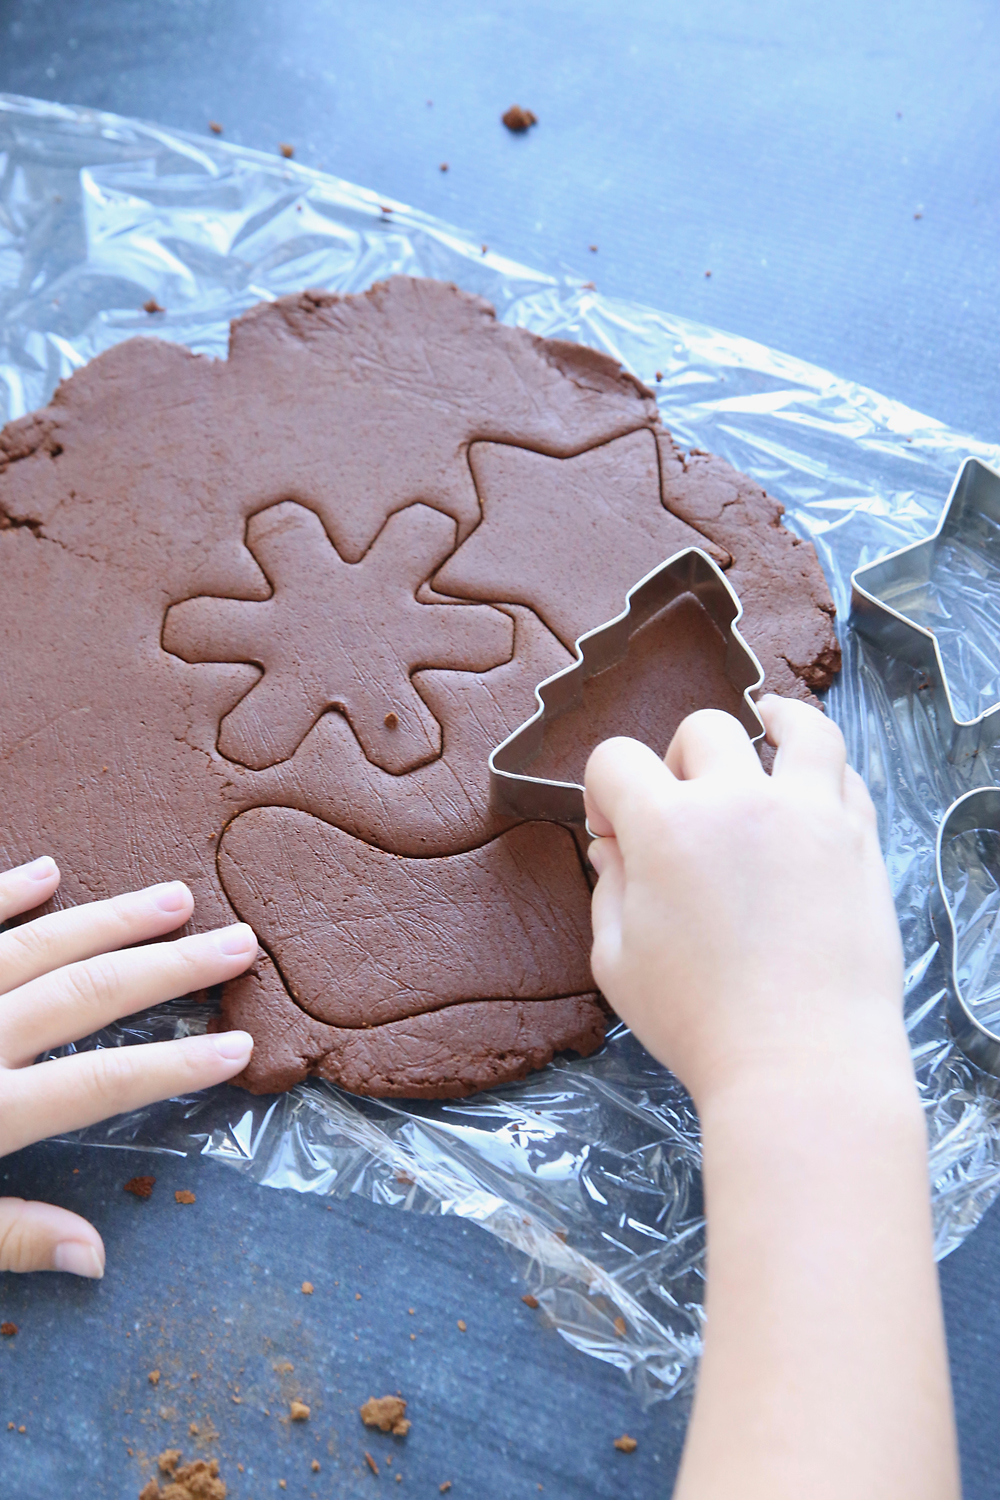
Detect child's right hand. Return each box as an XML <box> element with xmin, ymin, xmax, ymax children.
<box><xmin>584</xmin><ymin>694</ymin><xmax>907</xmax><ymax>1107</ymax></box>
<box><xmin>0</xmin><ymin>860</ymin><xmax>257</xmax><ymax>1278</ymax></box>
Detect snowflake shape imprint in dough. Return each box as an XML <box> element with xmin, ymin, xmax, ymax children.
<box><xmin>162</xmin><ymin>500</ymin><xmax>513</xmax><ymax>774</ymax></box>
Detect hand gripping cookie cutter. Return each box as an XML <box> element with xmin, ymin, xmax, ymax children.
<box><xmin>933</xmin><ymin>787</ymin><xmax>1000</xmax><ymax>1078</ymax></box>
<box><xmin>850</xmin><ymin>456</ymin><xmax>1000</xmax><ymax>763</ymax></box>
<box><xmin>488</xmin><ymin>547</ymin><xmax>766</xmax><ymax>825</ymax></box>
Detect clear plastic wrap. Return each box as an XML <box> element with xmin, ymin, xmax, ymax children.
<box><xmin>4</xmin><ymin>92</ymin><xmax>1000</xmax><ymax>1408</ymax></box>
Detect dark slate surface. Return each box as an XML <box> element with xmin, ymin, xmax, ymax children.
<box><xmin>0</xmin><ymin>1</ymin><xmax>999</xmax><ymax>1495</ymax></box>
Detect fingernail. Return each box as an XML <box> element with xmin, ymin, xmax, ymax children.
<box><xmin>53</xmin><ymin>1241</ymin><xmax>104</xmax><ymax>1279</ymax></box>
<box><xmin>24</xmin><ymin>856</ymin><xmax>57</xmax><ymax>882</ymax></box>
<box><xmin>211</xmin><ymin>1030</ymin><xmax>254</xmax><ymax>1062</ymax></box>
<box><xmin>150</xmin><ymin>881</ymin><xmax>190</xmax><ymax>913</ymax></box>
<box><xmin>215</xmin><ymin>923</ymin><xmax>257</xmax><ymax>957</ymax></box>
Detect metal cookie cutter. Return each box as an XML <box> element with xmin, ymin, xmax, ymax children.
<box><xmin>934</xmin><ymin>787</ymin><xmax>1000</xmax><ymax>1078</ymax></box>
<box><xmin>488</xmin><ymin>547</ymin><xmax>766</xmax><ymax>825</ymax></box>
<box><xmin>850</xmin><ymin>456</ymin><xmax>1000</xmax><ymax>763</ymax></box>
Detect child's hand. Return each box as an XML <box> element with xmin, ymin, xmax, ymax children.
<box><xmin>585</xmin><ymin>694</ymin><xmax>906</xmax><ymax>1107</ymax></box>
<box><xmin>0</xmin><ymin>858</ymin><xmax>257</xmax><ymax>1278</ymax></box>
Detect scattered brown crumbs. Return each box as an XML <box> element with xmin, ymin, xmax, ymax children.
<box><xmin>17</xmin><ymin>1425</ymin><xmax>24</xmax><ymax>1434</ymax></box>
<box><xmin>208</xmin><ymin>121</ymin><xmax>223</xmax><ymax>134</ymax></box>
<box><xmin>614</xmin><ymin>1434</ymin><xmax>638</xmax><ymax>1453</ymax></box>
<box><xmin>589</xmin><ymin>244</ymin><xmax>598</xmax><ymax>252</ymax></box>
<box><xmin>6</xmin><ymin>1422</ymin><xmax>12</xmax><ymax>1430</ymax></box>
<box><xmin>1</xmin><ymin>1323</ymin><xmax>17</xmax><ymax>1337</ymax></box>
<box><xmin>360</xmin><ymin>1395</ymin><xmax>410</xmax><ymax>1436</ymax></box>
<box><xmin>613</xmin><ymin>1316</ymin><xmax>627</xmax><ymax>1336</ymax></box>
<box><xmin>290</xmin><ymin>1400</ymin><xmax>311</xmax><ymax>1421</ymax></box>
<box><xmin>364</xmin><ymin>1451</ymin><xmax>379</xmax><ymax>1476</ymax></box>
<box><xmin>279</xmin><ymin>143</ymin><xmax>295</xmax><ymax>159</ymax></box>
<box><xmin>456</xmin><ymin>1320</ymin><xmax>467</xmax><ymax>1332</ymax></box>
<box><xmin>914</xmin><ymin>210</ymin><xmax>923</xmax><ymax>220</ymax></box>
<box><xmin>502</xmin><ymin>105</ymin><xmax>537</xmax><ymax>133</ymax></box>
<box><xmin>580</xmin><ymin>282</ymin><xmax>595</xmax><ymax>291</ymax></box>
<box><xmin>174</xmin><ymin>1190</ymin><xmax>196</xmax><ymax>1205</ymax></box>
<box><xmin>655</xmin><ymin>371</ymin><xmax>663</xmax><ymax>382</ymax></box>
<box><xmin>408</xmin><ymin>1308</ymin><xmax>415</xmax><ymax>1315</ymax></box>
<box><xmin>143</xmin><ymin>299</ymin><xmax>164</xmax><ymax>315</ymax></box>
<box><xmin>481</xmin><ymin>244</ymin><xmax>488</xmax><ymax>254</ymax></box>
<box><xmin>410</xmin><ymin>1334</ymin><xmax>416</xmax><ymax>1341</ymax></box>
<box><xmin>521</xmin><ymin>1294</ymin><xmax>539</xmax><ymax>1310</ymax></box>
<box><xmin>704</xmin><ymin>269</ymin><xmax>712</xmax><ymax>277</ymax></box>
<box><xmin>356</xmin><ymin>1292</ymin><xmax>362</xmax><ymax>1300</ymax></box>
<box><xmin>384</xmin><ymin>712</ymin><xmax>399</xmax><ymax>730</ymax></box>
<box><xmin>440</xmin><ymin>1484</ymin><xmax>452</xmax><ymax>1494</ymax></box>
<box><xmin>124</xmin><ymin>1175</ymin><xmax>156</xmax><ymax>1198</ymax></box>
<box><xmin>301</xmin><ymin>1281</ymin><xmax>314</xmax><ymax>1294</ymax></box>
<box><xmin>439</xmin><ymin>162</ymin><xmax>449</xmax><ymax>172</ymax></box>
<box><xmin>142</xmin><ymin>1452</ymin><xmax>227</xmax><ymax>1496</ymax></box>
<box><xmin>148</xmin><ymin>1370</ymin><xmax>161</xmax><ymax>1386</ymax></box>
<box><xmin>379</xmin><ymin>205</ymin><xmax>393</xmax><ymax>214</ymax></box>
<box><xmin>311</xmin><ymin>1459</ymin><xmax>321</xmax><ymax>1472</ymax></box>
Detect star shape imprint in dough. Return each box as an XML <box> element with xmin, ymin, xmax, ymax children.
<box><xmin>163</xmin><ymin>501</ymin><xmax>513</xmax><ymax>774</ymax></box>
<box><xmin>433</xmin><ymin>428</ymin><xmax>727</xmax><ymax>650</ymax></box>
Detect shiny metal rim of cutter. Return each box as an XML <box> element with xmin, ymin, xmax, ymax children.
<box><xmin>488</xmin><ymin>547</ymin><xmax>766</xmax><ymax>826</ymax></box>
<box><xmin>850</xmin><ymin>455</ymin><xmax>1000</xmax><ymax>763</ymax></box>
<box><xmin>934</xmin><ymin>787</ymin><xmax>1000</xmax><ymax>1079</ymax></box>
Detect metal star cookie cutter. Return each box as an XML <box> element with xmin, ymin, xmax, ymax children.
<box><xmin>850</xmin><ymin>456</ymin><xmax>1000</xmax><ymax>763</ymax></box>
<box><xmin>934</xmin><ymin>786</ymin><xmax>1000</xmax><ymax>1078</ymax></box>
<box><xmin>488</xmin><ymin>547</ymin><xmax>766</xmax><ymax>825</ymax></box>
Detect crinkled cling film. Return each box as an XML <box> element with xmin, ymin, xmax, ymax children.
<box><xmin>4</xmin><ymin>92</ymin><xmax>1000</xmax><ymax>1407</ymax></box>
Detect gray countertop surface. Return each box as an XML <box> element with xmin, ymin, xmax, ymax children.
<box><xmin>1</xmin><ymin>1</ymin><xmax>999</xmax><ymax>1495</ymax></box>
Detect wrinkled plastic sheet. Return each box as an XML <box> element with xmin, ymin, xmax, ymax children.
<box><xmin>4</xmin><ymin>92</ymin><xmax>1000</xmax><ymax>1408</ymax></box>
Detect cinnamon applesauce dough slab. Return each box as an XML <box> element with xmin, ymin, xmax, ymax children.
<box><xmin>0</xmin><ymin>277</ymin><xmax>839</xmax><ymax>1097</ymax></box>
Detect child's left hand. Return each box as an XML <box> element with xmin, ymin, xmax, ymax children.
<box><xmin>0</xmin><ymin>856</ymin><xmax>257</xmax><ymax>1278</ymax></box>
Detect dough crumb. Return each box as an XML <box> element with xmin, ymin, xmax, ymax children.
<box><xmin>124</xmin><ymin>1175</ymin><xmax>156</xmax><ymax>1199</ymax></box>
<box><xmin>301</xmin><ymin>1281</ymin><xmax>314</xmax><ymax>1294</ymax></box>
<box><xmin>613</xmin><ymin>1316</ymin><xmax>627</xmax><ymax>1336</ymax></box>
<box><xmin>360</xmin><ymin>1395</ymin><xmax>410</xmax><ymax>1436</ymax></box>
<box><xmin>290</xmin><ymin>1400</ymin><xmax>310</xmax><ymax>1421</ymax></box>
<box><xmin>439</xmin><ymin>162</ymin><xmax>449</xmax><ymax>173</ymax></box>
<box><xmin>279</xmin><ymin>143</ymin><xmax>295</xmax><ymax>159</ymax></box>
<box><xmin>311</xmin><ymin>1460</ymin><xmax>321</xmax><ymax>1472</ymax></box>
<box><xmin>158</xmin><ymin>1450</ymin><xmax>182</xmax><ymax>1475</ymax></box>
<box><xmin>502</xmin><ymin>105</ymin><xmax>537</xmax><ymax>132</ymax></box>
<box><xmin>521</xmin><ymin>1294</ymin><xmax>539</xmax><ymax>1309</ymax></box>
<box><xmin>208</xmin><ymin>121</ymin><xmax>223</xmax><ymax>134</ymax></box>
<box><xmin>174</xmin><ymin>1190</ymin><xmax>196</xmax><ymax>1205</ymax></box>
<box><xmin>456</xmin><ymin>1319</ymin><xmax>467</xmax><ymax>1332</ymax></box>
<box><xmin>614</xmin><ymin>1434</ymin><xmax>638</xmax><ymax>1453</ymax></box>
<box><xmin>364</xmin><ymin>1452</ymin><xmax>379</xmax><ymax>1475</ymax></box>
<box><xmin>143</xmin><ymin>299</ymin><xmax>164</xmax><ymax>315</ymax></box>
<box><xmin>384</xmin><ymin>711</ymin><xmax>399</xmax><ymax>729</ymax></box>
<box><xmin>148</xmin><ymin>1370</ymin><xmax>161</xmax><ymax>1386</ymax></box>
<box><xmin>1</xmin><ymin>1323</ymin><xmax>17</xmax><ymax>1336</ymax></box>
<box><xmin>440</xmin><ymin>1484</ymin><xmax>453</xmax><ymax>1494</ymax></box>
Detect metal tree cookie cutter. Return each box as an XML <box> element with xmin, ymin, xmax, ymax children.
<box><xmin>934</xmin><ymin>787</ymin><xmax>1000</xmax><ymax>1079</ymax></box>
<box><xmin>488</xmin><ymin>547</ymin><xmax>766</xmax><ymax>825</ymax></box>
<box><xmin>850</xmin><ymin>456</ymin><xmax>1000</xmax><ymax>763</ymax></box>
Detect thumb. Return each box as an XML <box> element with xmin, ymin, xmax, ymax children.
<box><xmin>0</xmin><ymin>1197</ymin><xmax>105</xmax><ymax>1277</ymax></box>
<box><xmin>584</xmin><ymin>736</ymin><xmax>675</xmax><ymax>845</ymax></box>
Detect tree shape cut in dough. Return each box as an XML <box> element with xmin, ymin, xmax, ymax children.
<box><xmin>163</xmin><ymin>501</ymin><xmax>513</xmax><ymax>774</ymax></box>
